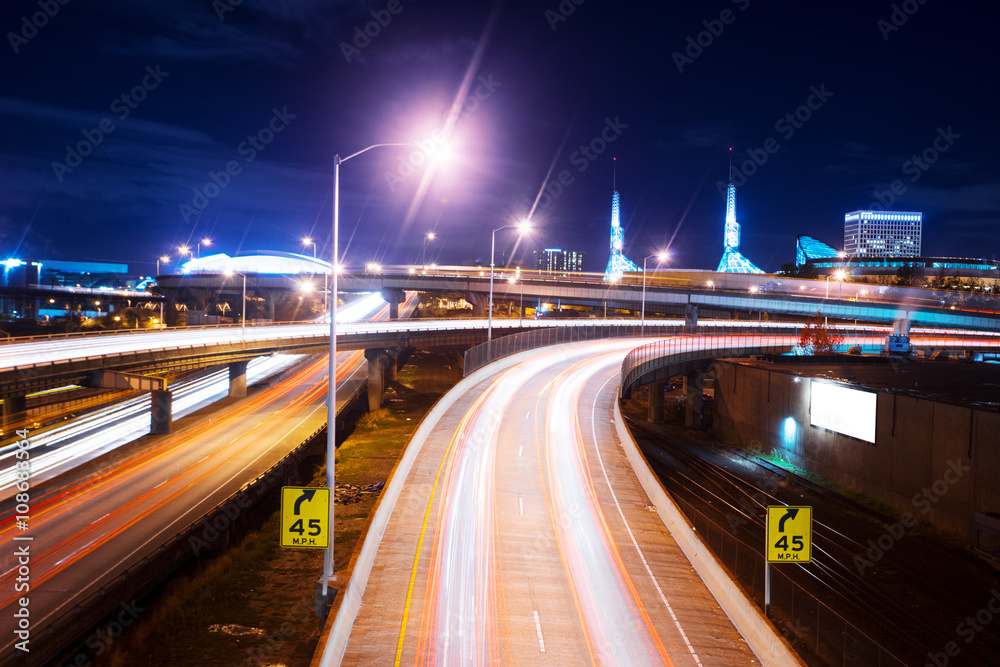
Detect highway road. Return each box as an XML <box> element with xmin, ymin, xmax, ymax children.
<box><xmin>335</xmin><ymin>338</ymin><xmax>763</xmax><ymax>666</ymax></box>
<box><xmin>0</xmin><ymin>292</ymin><xmax>415</xmax><ymax>663</ymax></box>
<box><xmin>0</xmin><ymin>348</ymin><xmax>370</xmax><ymax>663</ymax></box>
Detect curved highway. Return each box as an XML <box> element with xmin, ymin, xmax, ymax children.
<box><xmin>335</xmin><ymin>338</ymin><xmax>765</xmax><ymax>666</ymax></box>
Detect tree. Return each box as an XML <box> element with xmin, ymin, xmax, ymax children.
<box><xmin>799</xmin><ymin>310</ymin><xmax>844</xmax><ymax>354</ymax></box>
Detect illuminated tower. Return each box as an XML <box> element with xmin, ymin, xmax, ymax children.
<box><xmin>716</xmin><ymin>151</ymin><xmax>764</xmax><ymax>274</ymax></box>
<box><xmin>604</xmin><ymin>163</ymin><xmax>639</xmax><ymax>281</ymax></box>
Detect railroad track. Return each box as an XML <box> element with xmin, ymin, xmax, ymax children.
<box><xmin>625</xmin><ymin>416</ymin><xmax>993</xmax><ymax>667</ymax></box>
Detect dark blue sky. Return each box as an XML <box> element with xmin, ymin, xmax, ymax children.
<box><xmin>0</xmin><ymin>0</ymin><xmax>996</xmax><ymax>274</ymax></box>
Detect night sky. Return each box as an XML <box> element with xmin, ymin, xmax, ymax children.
<box><xmin>1</xmin><ymin>0</ymin><xmax>996</xmax><ymax>275</ymax></box>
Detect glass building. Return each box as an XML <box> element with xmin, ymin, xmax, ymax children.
<box><xmin>534</xmin><ymin>248</ymin><xmax>585</xmax><ymax>274</ymax></box>
<box><xmin>844</xmin><ymin>210</ymin><xmax>922</xmax><ymax>258</ymax></box>
<box><xmin>795</xmin><ymin>235</ymin><xmax>840</xmax><ymax>266</ymax></box>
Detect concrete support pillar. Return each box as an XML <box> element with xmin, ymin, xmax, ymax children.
<box><xmin>386</xmin><ymin>348</ymin><xmax>399</xmax><ymax>383</ymax></box>
<box><xmin>165</xmin><ymin>293</ymin><xmax>178</xmax><ymax>327</ymax></box>
<box><xmin>647</xmin><ymin>380</ymin><xmax>664</xmax><ymax>423</ymax></box>
<box><xmin>2</xmin><ymin>394</ymin><xmax>27</xmax><ymax>433</ymax></box>
<box><xmin>151</xmin><ymin>390</ymin><xmax>173</xmax><ymax>434</ymax></box>
<box><xmin>381</xmin><ymin>288</ymin><xmax>404</xmax><ymax>320</ymax></box>
<box><xmin>364</xmin><ymin>348</ymin><xmax>388</xmax><ymax>412</ymax></box>
<box><xmin>229</xmin><ymin>360</ymin><xmax>249</xmax><ymax>398</ymax></box>
<box><xmin>684</xmin><ymin>303</ymin><xmax>698</xmax><ymax>334</ymax></box>
<box><xmin>264</xmin><ymin>292</ymin><xmax>276</xmax><ymax>320</ymax></box>
<box><xmin>466</xmin><ymin>291</ymin><xmax>486</xmax><ymax>317</ymax></box>
<box><xmin>685</xmin><ymin>369</ymin><xmax>704</xmax><ymax>429</ymax></box>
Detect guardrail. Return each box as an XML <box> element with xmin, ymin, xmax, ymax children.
<box><xmin>620</xmin><ymin>335</ymin><xmax>797</xmax><ymax>398</ymax></box>
<box><xmin>463</xmin><ymin>323</ymin><xmax>813</xmax><ymax>377</ymax></box>
<box><xmin>4</xmin><ymin>422</ymin><xmax>329</xmax><ymax>667</ymax></box>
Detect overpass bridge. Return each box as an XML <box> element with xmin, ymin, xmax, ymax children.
<box><xmin>3</xmin><ymin>306</ymin><xmax>999</xmax><ymax>435</ymax></box>
<box><xmin>156</xmin><ymin>268</ymin><xmax>1000</xmax><ymax>331</ymax></box>
<box><xmin>335</xmin><ymin>270</ymin><xmax>1000</xmax><ymax>333</ymax></box>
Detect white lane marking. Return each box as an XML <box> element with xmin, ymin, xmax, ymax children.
<box><xmin>526</xmin><ymin>411</ymin><xmax>530</xmax><ymax>419</ymax></box>
<box><xmin>91</xmin><ymin>513</ymin><xmax>110</xmax><ymax>525</ymax></box>
<box><xmin>519</xmin><ymin>496</ymin><xmax>524</xmax><ymax>517</ymax></box>
<box><xmin>518</xmin><ymin>445</ymin><xmax>523</xmax><ymax>457</ymax></box>
<box><xmin>592</xmin><ymin>373</ymin><xmax>704</xmax><ymax>667</ymax></box>
<box><xmin>533</xmin><ymin>610</ymin><xmax>546</xmax><ymax>653</ymax></box>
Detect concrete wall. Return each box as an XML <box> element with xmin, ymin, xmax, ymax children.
<box><xmin>714</xmin><ymin>361</ymin><xmax>998</xmax><ymax>539</ymax></box>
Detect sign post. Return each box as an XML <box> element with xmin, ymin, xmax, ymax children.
<box><xmin>281</xmin><ymin>486</ymin><xmax>331</xmax><ymax>549</ymax></box>
<box><xmin>765</xmin><ymin>505</ymin><xmax>812</xmax><ymax>617</ymax></box>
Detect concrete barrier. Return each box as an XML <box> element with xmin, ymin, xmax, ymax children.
<box><xmin>612</xmin><ymin>399</ymin><xmax>804</xmax><ymax>666</ymax></box>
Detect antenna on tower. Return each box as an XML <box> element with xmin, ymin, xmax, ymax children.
<box><xmin>613</xmin><ymin>156</ymin><xmax>616</xmax><ymax>190</ymax></box>
<box><xmin>728</xmin><ymin>147</ymin><xmax>733</xmax><ymax>183</ymax></box>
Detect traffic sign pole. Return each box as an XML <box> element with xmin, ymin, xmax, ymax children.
<box><xmin>764</xmin><ymin>561</ymin><xmax>770</xmax><ymax>618</ymax></box>
<box><xmin>765</xmin><ymin>505</ymin><xmax>812</xmax><ymax>619</ymax></box>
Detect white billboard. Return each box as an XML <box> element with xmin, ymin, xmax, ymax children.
<box><xmin>810</xmin><ymin>380</ymin><xmax>877</xmax><ymax>444</ymax></box>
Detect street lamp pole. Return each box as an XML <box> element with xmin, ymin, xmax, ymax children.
<box><xmin>324</xmin><ymin>142</ymin><xmax>408</xmax><ymax>599</ymax></box>
<box><xmin>421</xmin><ymin>231</ymin><xmax>435</xmax><ymax>268</ymax></box>
<box><xmin>487</xmin><ymin>221</ymin><xmax>530</xmax><ymax>353</ymax></box>
<box><xmin>641</xmin><ymin>252</ymin><xmax>668</xmax><ymax>336</ymax></box>
<box><xmin>240</xmin><ymin>272</ymin><xmax>246</xmax><ymax>340</ymax></box>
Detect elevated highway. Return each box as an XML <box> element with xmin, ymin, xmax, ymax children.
<box><xmin>321</xmin><ymin>337</ymin><xmax>802</xmax><ymax>665</ymax></box>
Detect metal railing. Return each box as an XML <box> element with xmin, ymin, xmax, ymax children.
<box><xmin>620</xmin><ymin>334</ymin><xmax>796</xmax><ymax>397</ymax></box>
<box><xmin>463</xmin><ymin>324</ymin><xmax>684</xmax><ymax>376</ymax></box>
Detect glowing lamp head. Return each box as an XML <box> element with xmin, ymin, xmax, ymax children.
<box><xmin>516</xmin><ymin>219</ymin><xmax>532</xmax><ymax>235</ymax></box>
<box><xmin>160</xmin><ymin>255</ymin><xmax>170</xmax><ymax>263</ymax></box>
<box><xmin>834</xmin><ymin>270</ymin><xmax>847</xmax><ymax>281</ymax></box>
<box><xmin>657</xmin><ymin>251</ymin><xmax>669</xmax><ymax>262</ymax></box>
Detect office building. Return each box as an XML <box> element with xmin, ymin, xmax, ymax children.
<box><xmin>844</xmin><ymin>210</ymin><xmax>922</xmax><ymax>258</ymax></box>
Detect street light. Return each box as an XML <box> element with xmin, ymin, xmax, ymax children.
<box><xmin>826</xmin><ymin>270</ymin><xmax>846</xmax><ymax>300</ymax></box>
<box><xmin>641</xmin><ymin>251</ymin><xmax>669</xmax><ymax>335</ymax></box>
<box><xmin>303</xmin><ymin>237</ymin><xmax>328</xmax><ymax>316</ymax></box>
<box><xmin>223</xmin><ymin>269</ymin><xmax>246</xmax><ymax>341</ymax></box>
<box><xmin>488</xmin><ymin>219</ymin><xmax>531</xmax><ymax>350</ymax></box>
<box><xmin>156</xmin><ymin>255</ymin><xmax>170</xmax><ymax>276</ymax></box>
<box><xmin>325</xmin><ymin>141</ymin><xmax>410</xmax><ymax>599</ymax></box>
<box><xmin>421</xmin><ymin>231</ymin><xmax>436</xmax><ymax>268</ymax></box>
<box><xmin>197</xmin><ymin>237</ymin><xmax>212</xmax><ymax>260</ymax></box>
